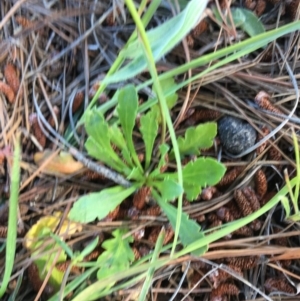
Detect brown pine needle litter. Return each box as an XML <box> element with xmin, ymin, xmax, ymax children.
<box><xmin>1</xmin><ymin>0</ymin><xmax>300</xmax><ymax>300</ymax></box>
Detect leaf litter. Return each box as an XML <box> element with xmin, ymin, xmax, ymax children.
<box><xmin>1</xmin><ymin>0</ymin><xmax>300</xmax><ymax>300</ymax></box>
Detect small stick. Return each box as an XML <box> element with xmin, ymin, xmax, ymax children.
<box><xmin>69</xmin><ymin>147</ymin><xmax>131</xmax><ymax>187</ymax></box>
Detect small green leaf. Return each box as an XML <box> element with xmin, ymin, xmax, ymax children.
<box><xmin>280</xmin><ymin>196</ymin><xmax>291</xmax><ymax>219</ymax></box>
<box><xmin>85</xmin><ymin>109</ymin><xmax>128</xmax><ymax>173</ymax></box>
<box><xmin>181</xmin><ymin>157</ymin><xmax>226</xmax><ymax>187</ymax></box>
<box><xmin>156</xmin><ymin>197</ymin><xmax>207</xmax><ymax>256</ymax></box>
<box><xmin>127</xmin><ymin>167</ymin><xmax>145</xmax><ymax>182</ymax></box>
<box><xmin>85</xmin><ymin>138</ymin><xmax>129</xmax><ymax>174</ymax></box>
<box><xmin>68</xmin><ymin>186</ymin><xmax>136</xmax><ymax>223</ymax></box>
<box><xmin>213</xmin><ymin>6</ymin><xmax>265</xmax><ymax>38</ymax></box>
<box><xmin>166</xmin><ymin>158</ymin><xmax>226</xmax><ymax>200</ymax></box>
<box><xmin>150</xmin><ymin>144</ymin><xmax>170</xmax><ymax>178</ymax></box>
<box><xmin>231</xmin><ymin>8</ymin><xmax>265</xmax><ymax>37</ymax></box>
<box><xmin>109</xmin><ymin>123</ymin><xmax>133</xmax><ymax>168</ymax></box>
<box><xmin>117</xmin><ymin>85</ymin><xmax>142</xmax><ymax>170</ymax></box>
<box><xmin>176</xmin><ymin>123</ymin><xmax>217</xmax><ymax>157</ymax></box>
<box><xmin>153</xmin><ymin>179</ymin><xmax>183</xmax><ymax>201</ymax></box>
<box><xmin>77</xmin><ymin>237</ymin><xmax>99</xmax><ymax>262</ymax></box>
<box><xmin>140</xmin><ymin>110</ymin><xmax>159</xmax><ymax>170</ymax></box>
<box><xmin>97</xmin><ymin>229</ymin><xmax>134</xmax><ymax>280</ymax></box>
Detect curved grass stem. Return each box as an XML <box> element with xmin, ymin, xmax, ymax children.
<box><xmin>124</xmin><ymin>0</ymin><xmax>183</xmax><ymax>257</ymax></box>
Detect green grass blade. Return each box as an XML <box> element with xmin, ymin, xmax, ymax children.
<box><xmin>0</xmin><ymin>134</ymin><xmax>21</xmax><ymax>297</ymax></box>
<box><xmin>292</xmin><ymin>129</ymin><xmax>300</xmax><ymax>213</ymax></box>
<box><xmin>138</xmin><ymin>228</ymin><xmax>165</xmax><ymax>301</ymax></box>
<box><xmin>124</xmin><ymin>0</ymin><xmax>184</xmax><ymax>257</ymax></box>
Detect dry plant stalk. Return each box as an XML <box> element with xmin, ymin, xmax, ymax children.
<box><xmin>254</xmin><ymin>91</ymin><xmax>283</xmax><ymax>115</ymax></box>
<box><xmin>133</xmin><ymin>187</ymin><xmax>151</xmax><ymax>210</ymax></box>
<box><xmin>264</xmin><ymin>277</ymin><xmax>296</xmax><ymax>294</ymax></box>
<box><xmin>0</xmin><ymin>82</ymin><xmax>15</xmax><ymax>103</ymax></box>
<box><xmin>210</xmin><ymin>283</ymin><xmax>239</xmax><ymax>301</ymax></box>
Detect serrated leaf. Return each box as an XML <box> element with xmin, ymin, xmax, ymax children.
<box><xmin>85</xmin><ymin>110</ymin><xmax>128</xmax><ymax>173</ymax></box>
<box><xmin>97</xmin><ymin>229</ymin><xmax>134</xmax><ymax>280</ymax></box>
<box><xmin>153</xmin><ymin>179</ymin><xmax>183</xmax><ymax>201</ymax></box>
<box><xmin>117</xmin><ymin>85</ymin><xmax>142</xmax><ymax>170</ymax></box>
<box><xmin>181</xmin><ymin>158</ymin><xmax>226</xmax><ymax>186</ymax></box>
<box><xmin>140</xmin><ymin>110</ymin><xmax>159</xmax><ymax>170</ymax></box>
<box><xmin>156</xmin><ymin>197</ymin><xmax>207</xmax><ymax>255</ymax></box>
<box><xmin>176</xmin><ymin>123</ymin><xmax>217</xmax><ymax>157</ymax></box>
<box><xmin>184</xmin><ymin>183</ymin><xmax>202</xmax><ymax>201</ymax></box>
<box><xmin>85</xmin><ymin>137</ymin><xmax>129</xmax><ymax>174</ymax></box>
<box><xmin>68</xmin><ymin>186</ymin><xmax>136</xmax><ymax>223</ymax></box>
<box><xmin>166</xmin><ymin>158</ymin><xmax>226</xmax><ymax>200</ymax></box>
<box><xmin>102</xmin><ymin>0</ymin><xmax>208</xmax><ymax>84</ymax></box>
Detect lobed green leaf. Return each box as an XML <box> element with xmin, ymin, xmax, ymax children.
<box><xmin>97</xmin><ymin>229</ymin><xmax>134</xmax><ymax>280</ymax></box>
<box><xmin>176</xmin><ymin>122</ymin><xmax>217</xmax><ymax>157</ymax></box>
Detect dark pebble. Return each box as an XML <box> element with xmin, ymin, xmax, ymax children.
<box><xmin>218</xmin><ymin>116</ymin><xmax>257</xmax><ymax>155</ymax></box>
